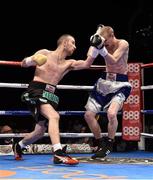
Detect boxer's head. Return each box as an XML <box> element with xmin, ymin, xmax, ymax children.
<box><xmin>97</xmin><ymin>26</ymin><xmax>115</xmax><ymax>48</ymax></box>
<box><xmin>57</xmin><ymin>34</ymin><xmax>76</xmax><ymax>56</ymax></box>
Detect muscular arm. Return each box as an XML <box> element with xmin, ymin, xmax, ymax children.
<box><xmin>70</xmin><ymin>56</ymin><xmax>95</xmax><ymax>70</ymax></box>
<box><xmin>69</xmin><ymin>45</ymin><xmax>99</xmax><ymax>70</ymax></box>
<box><xmin>104</xmin><ymin>40</ymin><xmax>129</xmax><ymax>64</ymax></box>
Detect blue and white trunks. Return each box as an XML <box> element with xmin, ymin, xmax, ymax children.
<box><xmin>85</xmin><ymin>72</ymin><xmax>132</xmax><ymax>113</ymax></box>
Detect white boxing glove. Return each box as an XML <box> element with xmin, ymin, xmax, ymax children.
<box><xmin>87</xmin><ymin>46</ymin><xmax>99</xmax><ymax>58</ymax></box>
<box><xmin>99</xmin><ymin>46</ymin><xmax>108</xmax><ymax>57</ymax></box>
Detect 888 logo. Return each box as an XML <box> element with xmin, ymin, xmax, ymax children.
<box><xmin>123</xmin><ymin>126</ymin><xmax>140</xmax><ymax>136</ymax></box>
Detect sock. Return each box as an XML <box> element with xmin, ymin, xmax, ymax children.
<box><xmin>53</xmin><ymin>143</ymin><xmax>62</xmax><ymax>152</ymax></box>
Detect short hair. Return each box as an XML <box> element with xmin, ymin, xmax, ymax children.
<box><xmin>57</xmin><ymin>34</ymin><xmax>74</xmax><ymax>46</ymax></box>
<box><xmin>99</xmin><ymin>26</ymin><xmax>114</xmax><ymax>37</ymax></box>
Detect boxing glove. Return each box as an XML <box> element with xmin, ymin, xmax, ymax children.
<box><xmin>90</xmin><ymin>34</ymin><xmax>105</xmax><ymax>49</ymax></box>
<box><xmin>90</xmin><ymin>34</ymin><xmax>108</xmax><ymax>57</ymax></box>
<box><xmin>24</xmin><ymin>54</ymin><xmax>47</xmax><ymax>66</ymax></box>
<box><xmin>32</xmin><ymin>54</ymin><xmax>47</xmax><ymax>66</ymax></box>
<box><xmin>99</xmin><ymin>47</ymin><xmax>108</xmax><ymax>57</ymax></box>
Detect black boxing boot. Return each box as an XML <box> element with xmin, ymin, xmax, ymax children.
<box><xmin>91</xmin><ymin>137</ymin><xmax>114</xmax><ymax>159</ymax></box>
<box><xmin>92</xmin><ymin>137</ymin><xmax>105</xmax><ymax>153</ymax></box>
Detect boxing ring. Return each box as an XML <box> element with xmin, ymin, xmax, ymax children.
<box><xmin>1</xmin><ymin>61</ymin><xmax>153</xmax><ymax>179</ymax></box>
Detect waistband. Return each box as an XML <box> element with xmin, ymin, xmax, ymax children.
<box><xmin>29</xmin><ymin>81</ymin><xmax>56</xmax><ymax>93</ymax></box>
<box><xmin>101</xmin><ymin>72</ymin><xmax>128</xmax><ymax>82</ymax></box>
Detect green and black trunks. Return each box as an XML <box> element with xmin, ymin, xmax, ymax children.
<box><xmin>21</xmin><ymin>81</ymin><xmax>59</xmax><ymax>124</ymax></box>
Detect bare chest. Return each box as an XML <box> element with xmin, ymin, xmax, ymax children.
<box><xmin>46</xmin><ymin>61</ymin><xmax>69</xmax><ymax>75</ymax></box>
<box><xmin>107</xmin><ymin>46</ymin><xmax>117</xmax><ymax>54</ymax></box>
<box><xmin>106</xmin><ymin>60</ymin><xmax>128</xmax><ymax>74</ymax></box>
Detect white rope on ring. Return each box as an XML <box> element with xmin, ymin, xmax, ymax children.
<box><xmin>0</xmin><ymin>82</ymin><xmax>93</xmax><ymax>90</ymax></box>
<box><xmin>0</xmin><ymin>132</ymin><xmax>153</xmax><ymax>138</ymax></box>
<box><xmin>141</xmin><ymin>133</ymin><xmax>153</xmax><ymax>138</ymax></box>
<box><xmin>141</xmin><ymin>85</ymin><xmax>153</xmax><ymax>90</ymax></box>
<box><xmin>0</xmin><ymin>132</ymin><xmax>121</xmax><ymax>138</ymax></box>
<box><xmin>1</xmin><ymin>82</ymin><xmax>153</xmax><ymax>91</ymax></box>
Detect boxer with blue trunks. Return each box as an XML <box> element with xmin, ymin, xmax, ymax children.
<box><xmin>86</xmin><ymin>72</ymin><xmax>131</xmax><ymax>113</ymax></box>
<box><xmin>84</xmin><ymin>25</ymin><xmax>132</xmax><ymax>159</ymax></box>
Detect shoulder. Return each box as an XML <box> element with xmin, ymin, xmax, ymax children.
<box><xmin>35</xmin><ymin>49</ymin><xmax>51</xmax><ymax>55</ymax></box>
<box><xmin>65</xmin><ymin>59</ymin><xmax>76</xmax><ymax>64</ymax></box>
<box><xmin>117</xmin><ymin>40</ymin><xmax>129</xmax><ymax>52</ymax></box>
<box><xmin>119</xmin><ymin>39</ymin><xmax>129</xmax><ymax>47</ymax></box>
<box><xmin>65</xmin><ymin>59</ymin><xmax>77</xmax><ymax>69</ymax></box>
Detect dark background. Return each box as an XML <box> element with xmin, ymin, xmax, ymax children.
<box><xmin>0</xmin><ymin>0</ymin><xmax>152</xmax><ymax>61</ymax></box>
<box><xmin>0</xmin><ymin>0</ymin><xmax>153</xmax><ymax>148</ymax></box>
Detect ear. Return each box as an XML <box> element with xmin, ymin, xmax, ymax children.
<box><xmin>63</xmin><ymin>40</ymin><xmax>68</xmax><ymax>49</ymax></box>
<box><xmin>111</xmin><ymin>32</ymin><xmax>114</xmax><ymax>38</ymax></box>
<box><xmin>63</xmin><ymin>39</ymin><xmax>68</xmax><ymax>46</ymax></box>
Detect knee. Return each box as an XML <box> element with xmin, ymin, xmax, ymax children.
<box><xmin>84</xmin><ymin>111</ymin><xmax>94</xmax><ymax>123</ymax></box>
<box><xmin>84</xmin><ymin>111</ymin><xmax>90</xmax><ymax>121</ymax></box>
<box><xmin>49</xmin><ymin>112</ymin><xmax>60</xmax><ymax>121</ymax></box>
<box><xmin>35</xmin><ymin>128</ymin><xmax>45</xmax><ymax>137</ymax></box>
<box><xmin>107</xmin><ymin>110</ymin><xmax>117</xmax><ymax>122</ymax></box>
<box><xmin>55</xmin><ymin>113</ymin><xmax>60</xmax><ymax>121</ymax></box>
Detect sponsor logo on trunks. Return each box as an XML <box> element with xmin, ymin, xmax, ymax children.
<box><xmin>106</xmin><ymin>73</ymin><xmax>116</xmax><ymax>81</ymax></box>
<box><xmin>42</xmin><ymin>91</ymin><xmax>59</xmax><ymax>104</ymax></box>
<box><xmin>39</xmin><ymin>98</ymin><xmax>47</xmax><ymax>103</ymax></box>
<box><xmin>45</xmin><ymin>84</ymin><xmax>55</xmax><ymax>93</ymax></box>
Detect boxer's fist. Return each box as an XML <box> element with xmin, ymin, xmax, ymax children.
<box><xmin>22</xmin><ymin>54</ymin><xmax>47</xmax><ymax>67</ymax></box>
<box><xmin>90</xmin><ymin>34</ymin><xmax>105</xmax><ymax>49</ymax></box>
<box><xmin>32</xmin><ymin>54</ymin><xmax>47</xmax><ymax>66</ymax></box>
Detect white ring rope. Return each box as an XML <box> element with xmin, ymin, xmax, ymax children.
<box><xmin>0</xmin><ymin>82</ymin><xmax>153</xmax><ymax>91</ymax></box>
<box><xmin>0</xmin><ymin>83</ymin><xmax>93</xmax><ymax>90</ymax></box>
<box><xmin>141</xmin><ymin>85</ymin><xmax>153</xmax><ymax>90</ymax></box>
<box><xmin>0</xmin><ymin>132</ymin><xmax>153</xmax><ymax>138</ymax></box>
<box><xmin>0</xmin><ymin>132</ymin><xmax>121</xmax><ymax>138</ymax></box>
<box><xmin>0</xmin><ymin>83</ymin><xmax>28</xmax><ymax>88</ymax></box>
<box><xmin>140</xmin><ymin>133</ymin><xmax>153</xmax><ymax>138</ymax></box>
